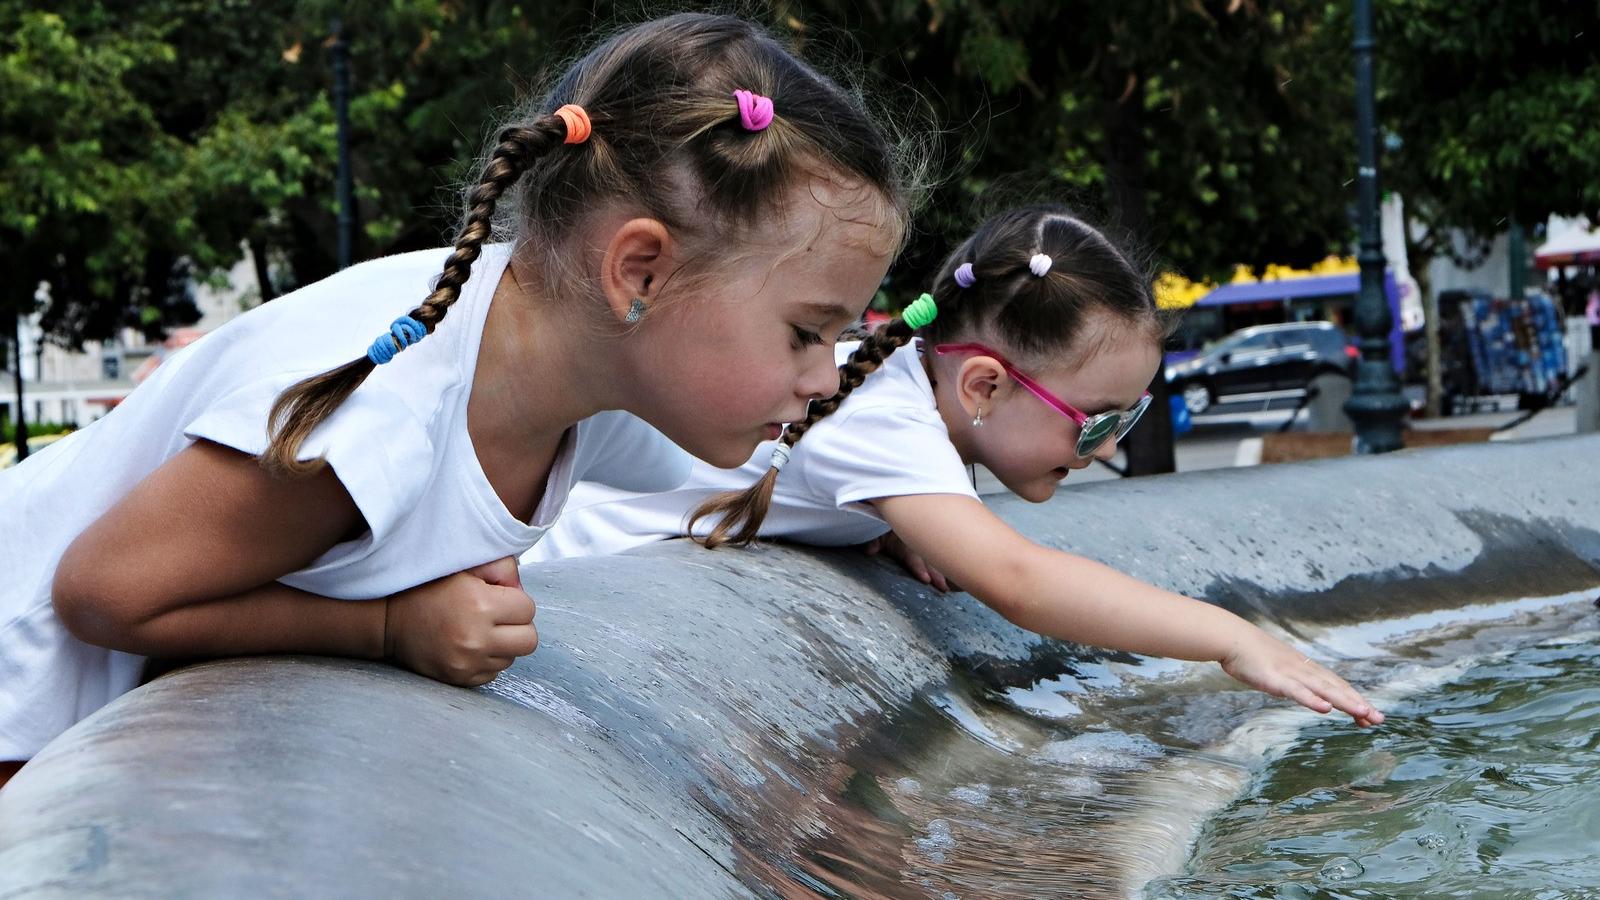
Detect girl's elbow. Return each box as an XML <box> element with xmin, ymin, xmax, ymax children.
<box><xmin>984</xmin><ymin>588</ymin><xmax>1036</xmax><ymax>630</ymax></box>
<box><xmin>52</xmin><ymin>549</ymin><xmax>147</xmax><ymax>649</ymax></box>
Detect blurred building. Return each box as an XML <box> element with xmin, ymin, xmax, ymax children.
<box><xmin>2</xmin><ymin>250</ymin><xmax>263</xmax><ymax>429</ymax></box>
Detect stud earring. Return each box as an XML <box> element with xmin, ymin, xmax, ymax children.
<box><xmin>624</xmin><ymin>298</ymin><xmax>647</xmax><ymax>324</ymax></box>
<box><xmin>972</xmin><ymin>406</ymin><xmax>984</xmax><ymax>428</ymax></box>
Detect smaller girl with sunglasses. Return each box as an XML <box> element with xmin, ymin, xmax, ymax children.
<box><xmin>530</xmin><ymin>205</ymin><xmax>1383</xmax><ymax>726</ymax></box>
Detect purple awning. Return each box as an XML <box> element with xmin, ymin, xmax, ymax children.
<box><xmin>1196</xmin><ymin>272</ymin><xmax>1390</xmax><ymax>307</ymax></box>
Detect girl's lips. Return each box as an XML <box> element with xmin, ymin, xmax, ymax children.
<box><xmin>1052</xmin><ymin>466</ymin><xmax>1071</xmax><ymax>479</ymax></box>
<box><xmin>764</xmin><ymin>423</ymin><xmax>783</xmax><ymax>440</ymax></box>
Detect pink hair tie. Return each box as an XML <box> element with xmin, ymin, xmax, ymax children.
<box><xmin>733</xmin><ymin>89</ymin><xmax>775</xmax><ymax>132</ymax></box>
<box><xmin>954</xmin><ymin>263</ymin><xmax>977</xmax><ymax>288</ymax></box>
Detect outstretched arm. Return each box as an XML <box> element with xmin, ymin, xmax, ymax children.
<box><xmin>872</xmin><ymin>493</ymin><xmax>1383</xmax><ymax>726</ymax></box>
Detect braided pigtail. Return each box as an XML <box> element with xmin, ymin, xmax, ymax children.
<box><xmin>688</xmin><ymin>294</ymin><xmax>939</xmax><ymax>548</ymax></box>
<box><xmin>262</xmin><ymin>110</ymin><xmax>584</xmax><ymax>475</ymax></box>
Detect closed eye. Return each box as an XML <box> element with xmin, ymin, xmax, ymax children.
<box><xmin>791</xmin><ymin>325</ymin><xmax>825</xmax><ymax>348</ymax></box>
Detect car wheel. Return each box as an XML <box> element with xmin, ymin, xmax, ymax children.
<box><xmin>1182</xmin><ymin>382</ymin><xmax>1213</xmax><ymax>415</ymax></box>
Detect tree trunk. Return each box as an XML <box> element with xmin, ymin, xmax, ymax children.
<box><xmin>10</xmin><ymin>314</ymin><xmax>28</xmax><ymax>462</ymax></box>
<box><xmin>1102</xmin><ymin>67</ymin><xmax>1175</xmax><ymax>476</ymax></box>
<box><xmin>1404</xmin><ymin>223</ymin><xmax>1443</xmax><ymax>418</ymax></box>
<box><xmin>1419</xmin><ymin>265</ymin><xmax>1442</xmax><ymax>418</ymax></box>
<box><xmin>248</xmin><ymin>237</ymin><xmax>277</xmax><ymax>303</ymax></box>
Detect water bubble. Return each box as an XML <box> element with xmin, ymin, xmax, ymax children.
<box><xmin>894</xmin><ymin>777</ymin><xmax>922</xmax><ymax>795</ymax></box>
<box><xmin>1318</xmin><ymin>856</ymin><xmax>1364</xmax><ymax>881</ymax></box>
<box><xmin>1040</xmin><ymin>731</ymin><xmax>1165</xmax><ymax>770</ymax></box>
<box><xmin>915</xmin><ymin>818</ymin><xmax>956</xmax><ymax>863</ymax></box>
<box><xmin>1056</xmin><ymin>775</ymin><xmax>1104</xmax><ymax>797</ymax></box>
<box><xmin>1417</xmin><ymin>831</ymin><xmax>1449</xmax><ymax>850</ymax></box>
<box><xmin>948</xmin><ymin>783</ymin><xmax>991</xmax><ymax>806</ymax></box>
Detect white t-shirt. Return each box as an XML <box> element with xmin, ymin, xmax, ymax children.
<box><xmin>527</xmin><ymin>339</ymin><xmax>977</xmax><ymax>563</ymax></box>
<box><xmin>0</xmin><ymin>243</ymin><xmax>691</xmax><ymax>760</ymax></box>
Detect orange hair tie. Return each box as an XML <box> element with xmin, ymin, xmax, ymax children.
<box><xmin>554</xmin><ymin>104</ymin><xmax>591</xmax><ymax>145</ymax></box>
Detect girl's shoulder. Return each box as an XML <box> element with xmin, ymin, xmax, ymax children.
<box><xmin>173</xmin><ymin>246</ymin><xmax>514</xmax><ymax>534</ymax></box>
<box><xmin>177</xmin><ymin>245</ymin><xmax>510</xmax><ymax>422</ymax></box>
<box><xmin>828</xmin><ymin>337</ymin><xmax>935</xmax><ymax>417</ymax></box>
<box><xmin>220</xmin><ymin>247</ymin><xmax>468</xmax><ymax>358</ymax></box>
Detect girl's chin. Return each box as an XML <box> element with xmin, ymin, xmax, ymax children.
<box><xmin>696</xmin><ymin>434</ymin><xmax>762</xmax><ymax>469</ymax></box>
<box><xmin>1010</xmin><ymin>478</ymin><xmax>1061</xmax><ymax>503</ymax></box>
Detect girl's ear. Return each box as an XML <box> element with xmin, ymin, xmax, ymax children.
<box><xmin>599</xmin><ymin>217</ymin><xmax>675</xmax><ymax>324</ymax></box>
<box><xmin>955</xmin><ymin>356</ymin><xmax>1006</xmax><ymax>420</ymax></box>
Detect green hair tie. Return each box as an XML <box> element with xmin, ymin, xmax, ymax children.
<box><xmin>902</xmin><ymin>293</ymin><xmax>938</xmax><ymax>330</ymax></box>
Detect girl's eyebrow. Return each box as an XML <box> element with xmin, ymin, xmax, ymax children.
<box><xmin>797</xmin><ymin>301</ymin><xmax>856</xmax><ymax>322</ymax></box>
<box><xmin>1076</xmin><ymin>395</ymin><xmax>1134</xmax><ymax>414</ymax></box>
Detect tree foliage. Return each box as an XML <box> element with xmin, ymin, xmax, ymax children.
<box><xmin>1375</xmin><ymin>0</ymin><xmax>1600</xmax><ymax>243</ymax></box>
<box><xmin>780</xmin><ymin>0</ymin><xmax>1359</xmax><ymax>288</ymax></box>
<box><xmin>9</xmin><ymin>0</ymin><xmax>1596</xmax><ymax>357</ymax></box>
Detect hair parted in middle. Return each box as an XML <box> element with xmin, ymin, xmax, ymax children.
<box><xmin>262</xmin><ymin>13</ymin><xmax>926</xmax><ymax>475</ymax></box>
<box><xmin>689</xmin><ymin>203</ymin><xmax>1164</xmax><ymax>548</ymax></box>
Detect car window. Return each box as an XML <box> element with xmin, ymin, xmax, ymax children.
<box><xmin>1233</xmin><ymin>334</ymin><xmax>1273</xmax><ymax>352</ymax></box>
<box><xmin>1275</xmin><ymin>330</ymin><xmax>1314</xmax><ymax>351</ymax></box>
<box><xmin>1311</xmin><ymin>330</ymin><xmax>1348</xmax><ymax>356</ymax></box>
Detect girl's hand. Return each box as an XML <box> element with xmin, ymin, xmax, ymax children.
<box><xmin>862</xmin><ymin>530</ymin><xmax>954</xmax><ymax>592</ymax></box>
<box><xmin>382</xmin><ymin>557</ymin><xmax>539</xmax><ymax>687</ymax></box>
<box><xmin>1221</xmin><ymin>630</ymin><xmax>1385</xmax><ymax>728</ymax></box>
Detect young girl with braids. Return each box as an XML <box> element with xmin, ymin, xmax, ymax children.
<box><xmin>0</xmin><ymin>14</ymin><xmax>918</xmax><ymax>787</ymax></box>
<box><xmin>530</xmin><ymin>205</ymin><xmax>1384</xmax><ymax>728</ymax></box>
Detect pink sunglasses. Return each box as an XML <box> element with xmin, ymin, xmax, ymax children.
<box><xmin>933</xmin><ymin>342</ymin><xmax>1152</xmax><ymax>458</ymax></box>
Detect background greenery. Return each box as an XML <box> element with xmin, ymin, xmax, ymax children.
<box><xmin>2</xmin><ymin>1</ymin><xmax>1595</xmax><ymax>464</ymax></box>
<box><xmin>5</xmin><ymin>0</ymin><xmax>1595</xmax><ymax>339</ymax></box>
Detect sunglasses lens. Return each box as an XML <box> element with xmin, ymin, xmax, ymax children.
<box><xmin>1114</xmin><ymin>395</ymin><xmax>1152</xmax><ymax>439</ymax></box>
<box><xmin>1078</xmin><ymin>416</ymin><xmax>1119</xmax><ymax>456</ymax></box>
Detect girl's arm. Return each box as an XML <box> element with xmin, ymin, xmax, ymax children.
<box><xmin>52</xmin><ymin>440</ymin><xmax>537</xmax><ymax>686</ymax></box>
<box><xmin>872</xmin><ymin>493</ymin><xmax>1382</xmax><ymax>726</ymax></box>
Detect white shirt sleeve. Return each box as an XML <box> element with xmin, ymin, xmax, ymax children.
<box><xmin>571</xmin><ymin>411</ymin><xmax>694</xmax><ymax>495</ymax></box>
<box><xmin>793</xmin><ymin>401</ymin><xmax>978</xmax><ymax>514</ymax></box>
<box><xmin>182</xmin><ymin>374</ymin><xmax>434</xmax><ymax>544</ymax></box>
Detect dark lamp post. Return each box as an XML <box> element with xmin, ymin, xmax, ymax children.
<box><xmin>1343</xmin><ymin>0</ymin><xmax>1408</xmax><ymax>453</ymax></box>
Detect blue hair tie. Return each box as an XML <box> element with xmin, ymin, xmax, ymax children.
<box><xmin>367</xmin><ymin>315</ymin><xmax>428</xmax><ymax>365</ymax></box>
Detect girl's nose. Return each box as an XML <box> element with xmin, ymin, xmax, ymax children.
<box><xmin>1090</xmin><ymin>435</ymin><xmax>1120</xmax><ymax>462</ymax></box>
<box><xmin>799</xmin><ymin>350</ymin><xmax>839</xmax><ymax>401</ymax></box>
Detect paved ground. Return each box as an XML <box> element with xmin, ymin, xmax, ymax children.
<box><xmin>977</xmin><ymin>397</ymin><xmax>1581</xmax><ymax>495</ymax></box>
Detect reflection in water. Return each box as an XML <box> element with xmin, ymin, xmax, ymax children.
<box><xmin>704</xmin><ymin>596</ymin><xmax>1599</xmax><ymax>898</ymax></box>
<box><xmin>1149</xmin><ymin>634</ymin><xmax>1600</xmax><ymax>899</ymax></box>
<box><xmin>719</xmin><ymin>666</ymin><xmax>1262</xmax><ymax>899</ymax></box>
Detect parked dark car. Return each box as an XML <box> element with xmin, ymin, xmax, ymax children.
<box><xmin>1165</xmin><ymin>321</ymin><xmax>1357</xmax><ymax>415</ymax></box>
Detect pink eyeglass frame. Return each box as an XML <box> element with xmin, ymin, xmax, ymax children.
<box><xmin>932</xmin><ymin>341</ymin><xmax>1153</xmax><ymax>456</ymax></box>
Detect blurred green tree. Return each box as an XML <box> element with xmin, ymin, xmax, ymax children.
<box><xmin>14</xmin><ymin>2</ymin><xmax>1594</xmax><ymax>460</ymax></box>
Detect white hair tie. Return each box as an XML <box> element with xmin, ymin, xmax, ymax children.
<box><xmin>1029</xmin><ymin>254</ymin><xmax>1053</xmax><ymax>277</ymax></box>
<box><xmin>770</xmin><ymin>442</ymin><xmax>793</xmax><ymax>472</ymax></box>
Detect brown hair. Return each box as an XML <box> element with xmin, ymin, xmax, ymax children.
<box><xmin>689</xmin><ymin>204</ymin><xmax>1161</xmax><ymax>547</ymax></box>
<box><xmin>263</xmin><ymin>13</ymin><xmax>920</xmax><ymax>474</ymax></box>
